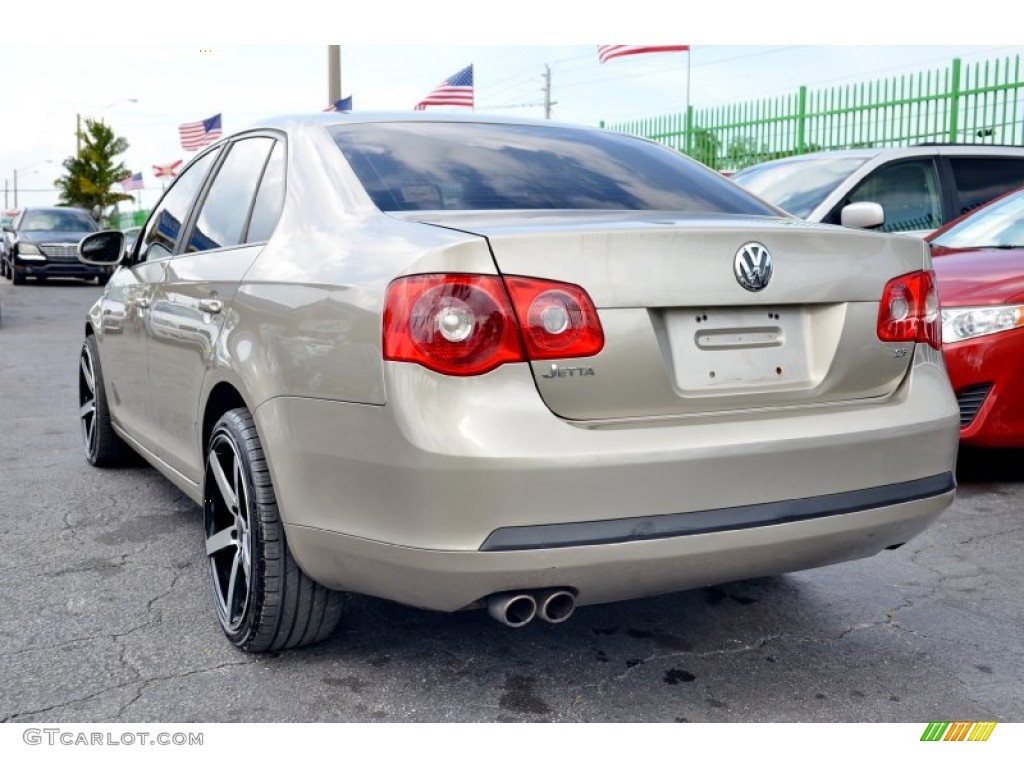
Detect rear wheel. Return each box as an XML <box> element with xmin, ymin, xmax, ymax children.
<box><xmin>79</xmin><ymin>335</ymin><xmax>132</xmax><ymax>466</ymax></box>
<box><xmin>204</xmin><ymin>408</ymin><xmax>343</xmax><ymax>652</ymax></box>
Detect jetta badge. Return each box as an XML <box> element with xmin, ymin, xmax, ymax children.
<box><xmin>734</xmin><ymin>242</ymin><xmax>773</xmax><ymax>292</ymax></box>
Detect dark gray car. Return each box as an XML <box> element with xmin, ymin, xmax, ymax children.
<box><xmin>4</xmin><ymin>206</ymin><xmax>113</xmax><ymax>285</ymax></box>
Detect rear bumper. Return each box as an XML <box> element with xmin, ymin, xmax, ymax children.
<box><xmin>256</xmin><ymin>348</ymin><xmax>959</xmax><ymax>611</ymax></box>
<box><xmin>284</xmin><ymin>489</ymin><xmax>953</xmax><ymax>611</ymax></box>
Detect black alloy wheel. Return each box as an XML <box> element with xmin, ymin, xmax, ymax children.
<box><xmin>204</xmin><ymin>408</ymin><xmax>343</xmax><ymax>652</ymax></box>
<box><xmin>79</xmin><ymin>335</ymin><xmax>130</xmax><ymax>466</ymax></box>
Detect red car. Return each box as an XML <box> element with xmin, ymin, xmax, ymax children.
<box><xmin>929</xmin><ymin>188</ymin><xmax>1024</xmax><ymax>447</ymax></box>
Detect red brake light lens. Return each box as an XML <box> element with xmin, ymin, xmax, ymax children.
<box><xmin>383</xmin><ymin>274</ymin><xmax>604</xmax><ymax>375</ymax></box>
<box><xmin>877</xmin><ymin>270</ymin><xmax>941</xmax><ymax>350</ymax></box>
<box><xmin>383</xmin><ymin>275</ymin><xmax>524</xmax><ymax>376</ymax></box>
<box><xmin>504</xmin><ymin>277</ymin><xmax>604</xmax><ymax>359</ymax></box>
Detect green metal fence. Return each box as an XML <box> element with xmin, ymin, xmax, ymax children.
<box><xmin>604</xmin><ymin>55</ymin><xmax>1024</xmax><ymax>170</ymax></box>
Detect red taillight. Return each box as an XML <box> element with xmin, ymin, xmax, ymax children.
<box><xmin>503</xmin><ymin>276</ymin><xmax>604</xmax><ymax>359</ymax></box>
<box><xmin>383</xmin><ymin>275</ymin><xmax>524</xmax><ymax>376</ymax></box>
<box><xmin>877</xmin><ymin>270</ymin><xmax>941</xmax><ymax>350</ymax></box>
<box><xmin>383</xmin><ymin>274</ymin><xmax>604</xmax><ymax>376</ymax></box>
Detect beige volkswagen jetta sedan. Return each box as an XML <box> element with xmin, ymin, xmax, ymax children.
<box><xmin>76</xmin><ymin>114</ymin><xmax>959</xmax><ymax>652</ymax></box>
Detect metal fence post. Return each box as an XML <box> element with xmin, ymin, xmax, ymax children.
<box><xmin>948</xmin><ymin>58</ymin><xmax>962</xmax><ymax>143</ymax></box>
<box><xmin>797</xmin><ymin>85</ymin><xmax>807</xmax><ymax>154</ymax></box>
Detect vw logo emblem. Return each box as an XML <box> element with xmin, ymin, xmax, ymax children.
<box><xmin>734</xmin><ymin>242</ymin><xmax>773</xmax><ymax>292</ymax></box>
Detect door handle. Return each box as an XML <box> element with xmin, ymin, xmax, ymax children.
<box><xmin>198</xmin><ymin>299</ymin><xmax>223</xmax><ymax>314</ymax></box>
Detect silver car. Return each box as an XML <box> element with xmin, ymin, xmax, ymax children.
<box><xmin>76</xmin><ymin>114</ymin><xmax>959</xmax><ymax>652</ymax></box>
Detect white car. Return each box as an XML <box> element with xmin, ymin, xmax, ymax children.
<box><xmin>732</xmin><ymin>145</ymin><xmax>1024</xmax><ymax>237</ymax></box>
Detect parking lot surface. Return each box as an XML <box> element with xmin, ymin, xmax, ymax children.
<box><xmin>1</xmin><ymin>281</ymin><xmax>1022</xmax><ymax>722</ymax></box>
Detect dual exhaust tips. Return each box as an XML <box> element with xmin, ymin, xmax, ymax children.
<box><xmin>486</xmin><ymin>589</ymin><xmax>577</xmax><ymax>627</ymax></box>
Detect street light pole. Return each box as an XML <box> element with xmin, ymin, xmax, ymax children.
<box><xmin>328</xmin><ymin>46</ymin><xmax>341</xmax><ymax>106</ymax></box>
<box><xmin>12</xmin><ymin>159</ymin><xmax>54</xmax><ymax>208</ymax></box>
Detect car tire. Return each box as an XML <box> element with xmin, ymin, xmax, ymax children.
<box><xmin>204</xmin><ymin>408</ymin><xmax>343</xmax><ymax>652</ymax></box>
<box><xmin>97</xmin><ymin>274</ymin><xmax>110</xmax><ymax>286</ymax></box>
<box><xmin>0</xmin><ymin>259</ymin><xmax>7</xmax><ymax>278</ymax></box>
<box><xmin>11</xmin><ymin>267</ymin><xmax>25</xmax><ymax>285</ymax></box>
<box><xmin>79</xmin><ymin>335</ymin><xmax>132</xmax><ymax>466</ymax></box>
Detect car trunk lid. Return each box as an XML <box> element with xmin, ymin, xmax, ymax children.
<box><xmin>401</xmin><ymin>211</ymin><xmax>928</xmax><ymax>420</ymax></box>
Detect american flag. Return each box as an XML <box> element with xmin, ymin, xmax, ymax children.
<box><xmin>153</xmin><ymin>160</ymin><xmax>183</xmax><ymax>179</ymax></box>
<box><xmin>414</xmin><ymin>65</ymin><xmax>473</xmax><ymax>110</ymax></box>
<box><xmin>323</xmin><ymin>95</ymin><xmax>353</xmax><ymax>112</ymax></box>
<box><xmin>597</xmin><ymin>45</ymin><xmax>690</xmax><ymax>63</ymax></box>
<box><xmin>120</xmin><ymin>172</ymin><xmax>144</xmax><ymax>191</ymax></box>
<box><xmin>178</xmin><ymin>113</ymin><xmax>222</xmax><ymax>151</ymax></box>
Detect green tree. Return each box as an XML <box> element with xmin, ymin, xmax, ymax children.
<box><xmin>54</xmin><ymin>118</ymin><xmax>132</xmax><ymax>224</ymax></box>
<box><xmin>726</xmin><ymin>136</ymin><xmax>770</xmax><ymax>168</ymax></box>
<box><xmin>687</xmin><ymin>126</ymin><xmax>720</xmax><ymax>169</ymax></box>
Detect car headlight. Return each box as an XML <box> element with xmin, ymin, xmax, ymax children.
<box><xmin>941</xmin><ymin>305</ymin><xmax>1024</xmax><ymax>343</ymax></box>
<box><xmin>16</xmin><ymin>243</ymin><xmax>45</xmax><ymax>260</ymax></box>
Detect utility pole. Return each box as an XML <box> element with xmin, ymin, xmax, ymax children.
<box><xmin>543</xmin><ymin>65</ymin><xmax>557</xmax><ymax>120</ymax></box>
<box><xmin>328</xmin><ymin>46</ymin><xmax>341</xmax><ymax>106</ymax></box>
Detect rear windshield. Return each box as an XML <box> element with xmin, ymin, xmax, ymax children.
<box><xmin>733</xmin><ymin>156</ymin><xmax>869</xmax><ymax>219</ymax></box>
<box><xmin>19</xmin><ymin>208</ymin><xmax>97</xmax><ymax>232</ymax></box>
<box><xmin>331</xmin><ymin>122</ymin><xmax>776</xmax><ymax>215</ymax></box>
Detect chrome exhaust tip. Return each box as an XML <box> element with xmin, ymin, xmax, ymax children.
<box><xmin>486</xmin><ymin>592</ymin><xmax>537</xmax><ymax>628</ymax></box>
<box><xmin>536</xmin><ymin>589</ymin><xmax>576</xmax><ymax>624</ymax></box>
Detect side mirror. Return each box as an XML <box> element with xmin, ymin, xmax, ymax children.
<box><xmin>840</xmin><ymin>202</ymin><xmax>885</xmax><ymax>230</ymax></box>
<box><xmin>78</xmin><ymin>230</ymin><xmax>126</xmax><ymax>265</ymax></box>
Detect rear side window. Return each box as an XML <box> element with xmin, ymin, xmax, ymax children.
<box><xmin>187</xmin><ymin>137</ymin><xmax>275</xmax><ymax>253</ymax></box>
<box><xmin>246</xmin><ymin>141</ymin><xmax>286</xmax><ymax>243</ymax></box>
<box><xmin>331</xmin><ymin>122</ymin><xmax>776</xmax><ymax>215</ymax></box>
<box><xmin>837</xmin><ymin>160</ymin><xmax>941</xmax><ymax>234</ymax></box>
<box><xmin>949</xmin><ymin>157</ymin><xmax>1024</xmax><ymax>216</ymax></box>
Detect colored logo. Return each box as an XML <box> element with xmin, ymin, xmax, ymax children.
<box><xmin>921</xmin><ymin>721</ymin><xmax>997</xmax><ymax>741</ymax></box>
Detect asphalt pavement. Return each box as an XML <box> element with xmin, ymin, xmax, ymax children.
<box><xmin>1</xmin><ymin>279</ymin><xmax>1022</xmax><ymax>723</ymax></box>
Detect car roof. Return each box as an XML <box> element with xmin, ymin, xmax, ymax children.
<box><xmin>247</xmin><ymin>111</ymin><xmax>604</xmax><ymax>131</ymax></box>
<box><xmin>223</xmin><ymin>112</ymin><xmax>646</xmax><ymax>148</ymax></box>
<box><xmin>739</xmin><ymin>143</ymin><xmax>1024</xmax><ymax>171</ymax></box>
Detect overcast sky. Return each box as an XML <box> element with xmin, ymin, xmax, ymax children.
<box><xmin>2</xmin><ymin>4</ymin><xmax>1015</xmax><ymax>212</ymax></box>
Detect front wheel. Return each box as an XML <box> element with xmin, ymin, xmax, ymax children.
<box><xmin>204</xmin><ymin>408</ymin><xmax>343</xmax><ymax>652</ymax></box>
